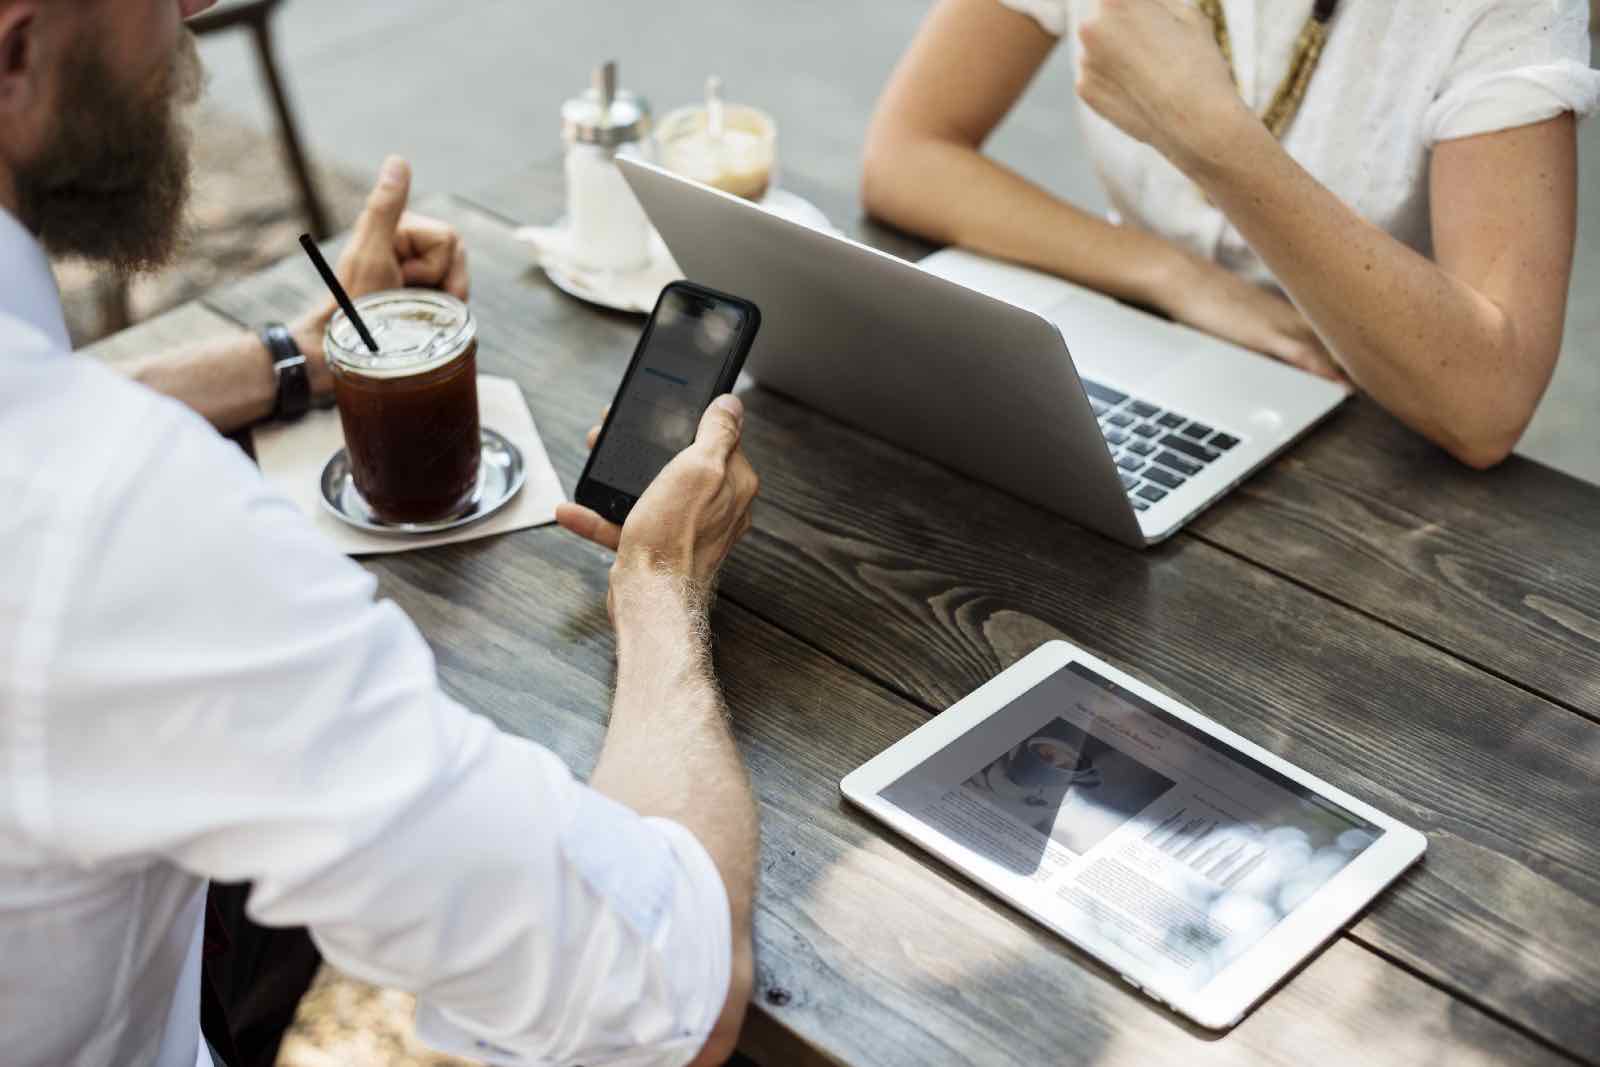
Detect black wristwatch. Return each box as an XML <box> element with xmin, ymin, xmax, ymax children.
<box><xmin>261</xmin><ymin>322</ymin><xmax>310</xmax><ymax>421</ymax></box>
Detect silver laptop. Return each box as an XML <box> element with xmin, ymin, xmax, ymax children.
<box><xmin>619</xmin><ymin>157</ymin><xmax>1350</xmax><ymax>547</ymax></box>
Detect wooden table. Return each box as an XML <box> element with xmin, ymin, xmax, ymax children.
<box><xmin>90</xmin><ymin>162</ymin><xmax>1600</xmax><ymax>1067</ymax></box>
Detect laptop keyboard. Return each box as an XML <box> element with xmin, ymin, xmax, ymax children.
<box><xmin>1082</xmin><ymin>379</ymin><xmax>1242</xmax><ymax>513</ymax></box>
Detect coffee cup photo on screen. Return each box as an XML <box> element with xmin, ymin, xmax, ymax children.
<box><xmin>963</xmin><ymin>716</ymin><xmax>1176</xmax><ymax>857</ymax></box>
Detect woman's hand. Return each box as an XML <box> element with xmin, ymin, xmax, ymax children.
<box><xmin>1076</xmin><ymin>0</ymin><xmax>1246</xmax><ymax>168</ymax></box>
<box><xmin>1161</xmin><ymin>253</ymin><xmax>1349</xmax><ymax>383</ymax></box>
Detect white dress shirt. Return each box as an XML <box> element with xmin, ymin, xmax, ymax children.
<box><xmin>0</xmin><ymin>206</ymin><xmax>730</xmax><ymax>1067</ymax></box>
<box><xmin>999</xmin><ymin>0</ymin><xmax>1600</xmax><ymax>287</ymax></box>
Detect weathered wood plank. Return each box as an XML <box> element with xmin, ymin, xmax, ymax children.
<box><xmin>458</xmin><ymin>164</ymin><xmax>1600</xmax><ymax>716</ymax></box>
<box><xmin>1190</xmin><ymin>400</ymin><xmax>1600</xmax><ymax>717</ymax></box>
<box><xmin>721</xmin><ymin>385</ymin><xmax>1600</xmax><ymax>1053</ymax></box>
<box><xmin>357</xmin><ymin>493</ymin><xmax>1569</xmax><ymax>1067</ymax></box>
<box><xmin>201</xmin><ymin>197</ymin><xmax>1600</xmax><ymax>1058</ymax></box>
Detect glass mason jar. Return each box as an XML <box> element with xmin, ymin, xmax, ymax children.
<box><xmin>324</xmin><ymin>289</ymin><xmax>481</xmax><ymax>523</ymax></box>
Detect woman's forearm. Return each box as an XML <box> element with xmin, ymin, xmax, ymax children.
<box><xmin>1068</xmin><ymin>0</ymin><xmax>1577</xmax><ymax>468</ymax></box>
<box><xmin>862</xmin><ymin>132</ymin><xmax>1189</xmax><ymax>311</ymax></box>
<box><xmin>1177</xmin><ymin>106</ymin><xmax>1544</xmax><ymax>467</ymax></box>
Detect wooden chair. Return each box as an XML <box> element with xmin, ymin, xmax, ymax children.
<box><xmin>191</xmin><ymin>0</ymin><xmax>331</xmax><ymax>241</ymax></box>
<box><xmin>97</xmin><ymin>0</ymin><xmax>331</xmax><ymax>334</ymax></box>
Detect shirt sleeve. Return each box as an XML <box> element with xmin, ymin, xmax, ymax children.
<box><xmin>1423</xmin><ymin>0</ymin><xmax>1600</xmax><ymax>144</ymax></box>
<box><xmin>997</xmin><ymin>0</ymin><xmax>1068</xmax><ymax>37</ymax></box>
<box><xmin>29</xmin><ymin>389</ymin><xmax>731</xmax><ymax>1067</ymax></box>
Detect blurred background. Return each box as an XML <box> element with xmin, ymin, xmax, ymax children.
<box><xmin>70</xmin><ymin>2</ymin><xmax>1598</xmax><ymax>1061</ymax></box>
<box><xmin>158</xmin><ymin>1</ymin><xmax>1597</xmax><ymax>488</ymax></box>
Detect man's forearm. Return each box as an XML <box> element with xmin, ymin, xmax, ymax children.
<box><xmin>116</xmin><ymin>309</ymin><xmax>333</xmax><ymax>433</ymax></box>
<box><xmin>120</xmin><ymin>331</ymin><xmax>276</xmax><ymax>431</ymax></box>
<box><xmin>590</xmin><ymin>572</ymin><xmax>758</xmax><ymax>926</ymax></box>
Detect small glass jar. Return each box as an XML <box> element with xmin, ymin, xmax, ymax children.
<box><xmin>562</xmin><ymin>63</ymin><xmax>654</xmax><ymax>271</ymax></box>
<box><xmin>656</xmin><ymin>103</ymin><xmax>777</xmax><ymax>202</ymax></box>
<box><xmin>324</xmin><ymin>290</ymin><xmax>481</xmax><ymax>522</ymax></box>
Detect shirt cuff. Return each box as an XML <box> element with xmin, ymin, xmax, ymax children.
<box><xmin>1427</xmin><ymin>61</ymin><xmax>1600</xmax><ymax>143</ymax></box>
<box><xmin>996</xmin><ymin>0</ymin><xmax>1068</xmax><ymax>37</ymax></box>
<box><xmin>411</xmin><ymin>810</ymin><xmax>732</xmax><ymax>1067</ymax></box>
<box><xmin>645</xmin><ymin>816</ymin><xmax>734</xmax><ymax>1067</ymax></box>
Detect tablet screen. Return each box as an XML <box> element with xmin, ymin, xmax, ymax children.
<box><xmin>878</xmin><ymin>661</ymin><xmax>1379</xmax><ymax>994</ymax></box>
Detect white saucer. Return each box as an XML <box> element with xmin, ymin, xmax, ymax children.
<box><xmin>516</xmin><ymin>188</ymin><xmax>836</xmax><ymax>314</ymax></box>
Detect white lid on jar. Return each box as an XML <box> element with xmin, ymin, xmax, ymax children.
<box><xmin>325</xmin><ymin>290</ymin><xmax>476</xmax><ymax>379</ymax></box>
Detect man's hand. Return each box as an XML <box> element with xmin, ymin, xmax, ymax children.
<box><xmin>575</xmin><ymin>394</ymin><xmax>762</xmax><ymax>1067</ymax></box>
<box><xmin>557</xmin><ymin>395</ymin><xmax>760</xmax><ymax>609</ymax></box>
<box><xmin>1076</xmin><ymin>0</ymin><xmax>1245</xmax><ymax>168</ymax></box>
<box><xmin>334</xmin><ymin>156</ymin><xmax>470</xmax><ymax>301</ymax></box>
<box><xmin>1162</xmin><ymin>252</ymin><xmax>1348</xmax><ymax>383</ymax></box>
<box><xmin>290</xmin><ymin>155</ymin><xmax>471</xmax><ymax>397</ymax></box>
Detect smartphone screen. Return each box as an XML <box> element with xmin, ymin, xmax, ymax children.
<box><xmin>581</xmin><ymin>284</ymin><xmax>758</xmax><ymax>514</ymax></box>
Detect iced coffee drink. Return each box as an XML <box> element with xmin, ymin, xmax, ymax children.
<box><xmin>325</xmin><ymin>290</ymin><xmax>481</xmax><ymax>523</ymax></box>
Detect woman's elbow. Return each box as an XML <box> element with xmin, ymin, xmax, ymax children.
<box><xmin>1441</xmin><ymin>404</ymin><xmax>1534</xmax><ymax>470</ymax></box>
<box><xmin>862</xmin><ymin>101</ymin><xmax>946</xmax><ymax>223</ymax></box>
<box><xmin>860</xmin><ymin>127</ymin><xmax>903</xmax><ymax>223</ymax></box>
<box><xmin>1430</xmin><ymin>327</ymin><xmax>1554</xmax><ymax>470</ymax></box>
<box><xmin>1448</xmin><ymin>435</ymin><xmax>1516</xmax><ymax>471</ymax></box>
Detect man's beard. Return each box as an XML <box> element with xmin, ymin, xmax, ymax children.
<box><xmin>15</xmin><ymin>29</ymin><xmax>202</xmax><ymax>274</ymax></box>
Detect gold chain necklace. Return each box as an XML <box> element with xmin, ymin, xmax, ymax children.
<box><xmin>1196</xmin><ymin>0</ymin><xmax>1341</xmax><ymax>139</ymax></box>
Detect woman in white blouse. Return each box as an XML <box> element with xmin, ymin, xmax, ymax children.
<box><xmin>862</xmin><ymin>0</ymin><xmax>1599</xmax><ymax>467</ymax></box>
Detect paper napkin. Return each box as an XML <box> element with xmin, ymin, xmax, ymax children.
<box><xmin>253</xmin><ymin>374</ymin><xmax>566</xmax><ymax>556</ymax></box>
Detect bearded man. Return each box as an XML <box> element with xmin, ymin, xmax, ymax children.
<box><xmin>0</xmin><ymin>4</ymin><xmax>761</xmax><ymax>1067</ymax></box>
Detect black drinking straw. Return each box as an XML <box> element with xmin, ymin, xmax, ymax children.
<box><xmin>298</xmin><ymin>233</ymin><xmax>379</xmax><ymax>353</ymax></box>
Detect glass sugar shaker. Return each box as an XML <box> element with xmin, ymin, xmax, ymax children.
<box><xmin>561</xmin><ymin>60</ymin><xmax>653</xmax><ymax>271</ymax></box>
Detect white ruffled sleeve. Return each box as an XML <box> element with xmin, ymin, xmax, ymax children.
<box><xmin>997</xmin><ymin>0</ymin><xmax>1069</xmax><ymax>37</ymax></box>
<box><xmin>1424</xmin><ymin>0</ymin><xmax>1600</xmax><ymax>144</ymax></box>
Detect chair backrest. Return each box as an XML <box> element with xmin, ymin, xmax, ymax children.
<box><xmin>188</xmin><ymin>0</ymin><xmax>283</xmax><ymax>37</ymax></box>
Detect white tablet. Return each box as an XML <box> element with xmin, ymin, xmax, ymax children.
<box><xmin>841</xmin><ymin>640</ymin><xmax>1426</xmax><ymax>1029</ymax></box>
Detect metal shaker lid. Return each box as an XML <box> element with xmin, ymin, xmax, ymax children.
<box><xmin>562</xmin><ymin>60</ymin><xmax>651</xmax><ymax>147</ymax></box>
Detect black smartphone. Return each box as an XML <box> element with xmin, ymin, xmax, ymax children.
<box><xmin>575</xmin><ymin>281</ymin><xmax>762</xmax><ymax>525</ymax></box>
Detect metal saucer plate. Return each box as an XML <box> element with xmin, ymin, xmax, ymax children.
<box><xmin>319</xmin><ymin>427</ymin><xmax>526</xmax><ymax>535</ymax></box>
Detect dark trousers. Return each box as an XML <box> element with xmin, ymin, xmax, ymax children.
<box><xmin>201</xmin><ymin>882</ymin><xmax>322</xmax><ymax>1067</ymax></box>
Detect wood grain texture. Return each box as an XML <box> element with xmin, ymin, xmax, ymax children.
<box><xmin>734</xmin><ymin>389</ymin><xmax>1600</xmax><ymax>1052</ymax></box>
<box><xmin>1190</xmin><ymin>401</ymin><xmax>1600</xmax><ymax>717</ymax></box>
<box><xmin>200</xmin><ymin>195</ymin><xmax>1600</xmax><ymax>1059</ymax></box>
<box><xmin>459</xmin><ymin>163</ymin><xmax>1600</xmax><ymax>717</ymax></box>
<box><xmin>324</xmin><ymin>482</ymin><xmax>1567</xmax><ymax>1067</ymax></box>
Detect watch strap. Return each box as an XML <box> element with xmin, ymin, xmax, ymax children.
<box><xmin>261</xmin><ymin>322</ymin><xmax>311</xmax><ymax>421</ymax></box>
